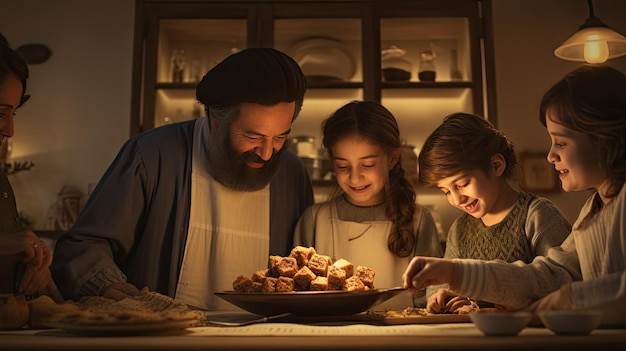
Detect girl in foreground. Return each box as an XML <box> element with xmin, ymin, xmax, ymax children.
<box><xmin>402</xmin><ymin>65</ymin><xmax>626</xmax><ymax>326</ymax></box>
<box><xmin>294</xmin><ymin>100</ymin><xmax>442</xmax><ymax>309</ymax></box>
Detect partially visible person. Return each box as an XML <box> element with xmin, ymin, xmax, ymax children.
<box><xmin>294</xmin><ymin>100</ymin><xmax>442</xmax><ymax>309</ymax></box>
<box><xmin>51</xmin><ymin>48</ymin><xmax>314</xmax><ymax>310</ymax></box>
<box><xmin>0</xmin><ymin>32</ymin><xmax>54</xmax><ymax>297</ymax></box>
<box><xmin>403</xmin><ymin>65</ymin><xmax>626</xmax><ymax>327</ymax></box>
<box><xmin>417</xmin><ymin>112</ymin><xmax>571</xmax><ymax>313</ymax></box>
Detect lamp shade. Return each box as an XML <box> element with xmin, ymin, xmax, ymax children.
<box><xmin>555</xmin><ymin>26</ymin><xmax>626</xmax><ymax>63</ymax></box>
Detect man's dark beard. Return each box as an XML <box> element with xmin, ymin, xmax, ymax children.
<box><xmin>205</xmin><ymin>124</ymin><xmax>284</xmax><ymax>191</ymax></box>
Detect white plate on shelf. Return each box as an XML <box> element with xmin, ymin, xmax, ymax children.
<box><xmin>290</xmin><ymin>37</ymin><xmax>356</xmax><ymax>82</ymax></box>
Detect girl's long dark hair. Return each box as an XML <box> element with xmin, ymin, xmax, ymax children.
<box><xmin>322</xmin><ymin>100</ymin><xmax>416</xmax><ymax>257</ymax></box>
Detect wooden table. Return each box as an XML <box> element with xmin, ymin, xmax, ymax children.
<box><xmin>2</xmin><ymin>322</ymin><xmax>625</xmax><ymax>351</ymax></box>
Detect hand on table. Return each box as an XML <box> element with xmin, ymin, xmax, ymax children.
<box><xmin>427</xmin><ymin>289</ymin><xmax>472</xmax><ymax>313</ymax></box>
<box><xmin>17</xmin><ymin>264</ymin><xmax>55</xmax><ymax>296</ymax></box>
<box><xmin>102</xmin><ymin>282</ymin><xmax>149</xmax><ymax>301</ymax></box>
<box><xmin>402</xmin><ymin>256</ymin><xmax>456</xmax><ymax>293</ymax></box>
<box><xmin>0</xmin><ymin>230</ymin><xmax>55</xmax><ymax>295</ymax></box>
<box><xmin>0</xmin><ymin>230</ymin><xmax>52</xmax><ymax>268</ymax></box>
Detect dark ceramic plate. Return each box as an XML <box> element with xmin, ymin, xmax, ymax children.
<box><xmin>215</xmin><ymin>287</ymin><xmax>406</xmax><ymax>316</ymax></box>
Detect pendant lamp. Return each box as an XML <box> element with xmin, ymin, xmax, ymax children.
<box><xmin>554</xmin><ymin>0</ymin><xmax>626</xmax><ymax>63</ymax></box>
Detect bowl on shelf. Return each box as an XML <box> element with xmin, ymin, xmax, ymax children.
<box><xmin>382</xmin><ymin>68</ymin><xmax>411</xmax><ymax>82</ymax></box>
<box><xmin>290</xmin><ymin>37</ymin><xmax>355</xmax><ymax>83</ymax></box>
<box><xmin>538</xmin><ymin>310</ymin><xmax>604</xmax><ymax>336</ymax></box>
<box><xmin>469</xmin><ymin>310</ymin><xmax>533</xmax><ymax>336</ymax></box>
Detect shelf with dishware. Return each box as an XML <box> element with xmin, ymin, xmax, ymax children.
<box><xmin>131</xmin><ymin>0</ymin><xmax>495</xmax><ymax>187</ymax></box>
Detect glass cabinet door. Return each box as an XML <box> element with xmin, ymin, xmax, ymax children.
<box><xmin>269</xmin><ymin>1</ymin><xmax>365</xmax><ymax>185</ymax></box>
<box><xmin>131</xmin><ymin>0</ymin><xmax>493</xmax><ymax>204</ymax></box>
<box><xmin>133</xmin><ymin>0</ymin><xmax>491</xmax><ymax>163</ymax></box>
<box><xmin>380</xmin><ymin>17</ymin><xmax>471</xmax><ymax>84</ymax></box>
<box><xmin>380</xmin><ymin>17</ymin><xmax>475</xmax><ymax>154</ymax></box>
<box><xmin>274</xmin><ymin>16</ymin><xmax>362</xmax><ymax>160</ymax></box>
<box><xmin>153</xmin><ymin>19</ymin><xmax>247</xmax><ymax>128</ymax></box>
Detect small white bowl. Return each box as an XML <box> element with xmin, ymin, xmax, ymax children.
<box><xmin>538</xmin><ymin>310</ymin><xmax>604</xmax><ymax>335</ymax></box>
<box><xmin>470</xmin><ymin>311</ymin><xmax>533</xmax><ymax>336</ymax></box>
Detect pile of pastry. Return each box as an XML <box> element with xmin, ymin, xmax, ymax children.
<box><xmin>370</xmin><ymin>301</ymin><xmax>481</xmax><ymax>318</ymax></box>
<box><xmin>0</xmin><ymin>291</ymin><xmax>198</xmax><ymax>330</ymax></box>
<box><xmin>233</xmin><ymin>246</ymin><xmax>376</xmax><ymax>293</ymax></box>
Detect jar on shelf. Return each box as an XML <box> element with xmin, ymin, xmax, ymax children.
<box><xmin>187</xmin><ymin>56</ymin><xmax>201</xmax><ymax>83</ymax></box>
<box><xmin>170</xmin><ymin>48</ymin><xmax>186</xmax><ymax>83</ymax></box>
<box><xmin>289</xmin><ymin>135</ymin><xmax>316</xmax><ymax>158</ymax></box>
<box><xmin>381</xmin><ymin>45</ymin><xmax>411</xmax><ymax>82</ymax></box>
<box><xmin>418</xmin><ymin>48</ymin><xmax>437</xmax><ymax>82</ymax></box>
<box><xmin>192</xmin><ymin>100</ymin><xmax>203</xmax><ymax>119</ymax></box>
<box><xmin>450</xmin><ymin>48</ymin><xmax>463</xmax><ymax>81</ymax></box>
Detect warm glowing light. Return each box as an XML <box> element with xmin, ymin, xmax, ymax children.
<box><xmin>583</xmin><ymin>35</ymin><xmax>609</xmax><ymax>63</ymax></box>
<box><xmin>554</xmin><ymin>0</ymin><xmax>626</xmax><ymax>63</ymax></box>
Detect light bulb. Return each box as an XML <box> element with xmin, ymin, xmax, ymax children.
<box><xmin>583</xmin><ymin>35</ymin><xmax>609</xmax><ymax>63</ymax></box>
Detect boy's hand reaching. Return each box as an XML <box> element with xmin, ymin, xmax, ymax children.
<box><xmin>402</xmin><ymin>256</ymin><xmax>456</xmax><ymax>293</ymax></box>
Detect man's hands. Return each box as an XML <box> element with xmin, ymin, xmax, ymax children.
<box><xmin>102</xmin><ymin>282</ymin><xmax>149</xmax><ymax>301</ymax></box>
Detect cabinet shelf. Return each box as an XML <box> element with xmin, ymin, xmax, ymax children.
<box><xmin>382</xmin><ymin>81</ymin><xmax>472</xmax><ymax>89</ymax></box>
<box><xmin>155</xmin><ymin>81</ymin><xmax>472</xmax><ymax>91</ymax></box>
<box><xmin>155</xmin><ymin>83</ymin><xmax>198</xmax><ymax>89</ymax></box>
<box><xmin>132</xmin><ymin>0</ymin><xmax>495</xmax><ymax>185</ymax></box>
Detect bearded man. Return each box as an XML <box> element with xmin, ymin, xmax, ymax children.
<box><xmin>51</xmin><ymin>48</ymin><xmax>314</xmax><ymax>310</ymax></box>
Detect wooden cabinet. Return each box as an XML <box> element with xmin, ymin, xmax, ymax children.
<box><xmin>130</xmin><ymin>0</ymin><xmax>495</xmax><ymax>172</ymax></box>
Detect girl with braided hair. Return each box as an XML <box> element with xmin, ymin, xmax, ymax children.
<box><xmin>293</xmin><ymin>100</ymin><xmax>442</xmax><ymax>310</ymax></box>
